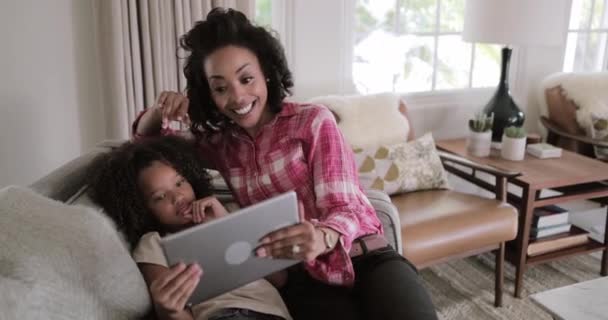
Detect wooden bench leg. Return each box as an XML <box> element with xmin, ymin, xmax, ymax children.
<box><xmin>495</xmin><ymin>242</ymin><xmax>505</xmax><ymax>307</ymax></box>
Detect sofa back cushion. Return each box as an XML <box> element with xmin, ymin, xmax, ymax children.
<box><xmin>309</xmin><ymin>92</ymin><xmax>413</xmax><ymax>148</ymax></box>
<box><xmin>0</xmin><ymin>186</ymin><xmax>150</xmax><ymax>319</ymax></box>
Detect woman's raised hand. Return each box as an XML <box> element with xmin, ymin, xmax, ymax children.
<box><xmin>256</xmin><ymin>220</ymin><xmax>325</xmax><ymax>261</ymax></box>
<box><xmin>256</xmin><ymin>203</ymin><xmax>330</xmax><ymax>262</ymax></box>
<box><xmin>156</xmin><ymin>91</ymin><xmax>190</xmax><ymax>129</ymax></box>
<box><xmin>149</xmin><ymin>262</ymin><xmax>202</xmax><ymax>318</ymax></box>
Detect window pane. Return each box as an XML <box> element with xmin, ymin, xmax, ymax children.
<box><xmin>591</xmin><ymin>0</ymin><xmax>606</xmax><ymax>28</ymax></box>
<box><xmin>399</xmin><ymin>0</ymin><xmax>437</xmax><ymax>34</ymax></box>
<box><xmin>435</xmin><ymin>35</ymin><xmax>470</xmax><ymax>90</ymax></box>
<box><xmin>398</xmin><ymin>36</ymin><xmax>435</xmax><ymax>92</ymax></box>
<box><xmin>603</xmin><ymin>0</ymin><xmax>608</xmax><ymax>28</ymax></box>
<box><xmin>585</xmin><ymin>32</ymin><xmax>607</xmax><ymax>70</ymax></box>
<box><xmin>353</xmin><ymin>33</ymin><xmax>434</xmax><ymax>93</ymax></box>
<box><xmin>570</xmin><ymin>32</ymin><xmax>590</xmax><ymax>71</ymax></box>
<box><xmin>355</xmin><ymin>1</ymin><xmax>383</xmax><ymax>42</ymax></box>
<box><xmin>569</xmin><ymin>0</ymin><xmax>593</xmax><ymax>30</ymax></box>
<box><xmin>472</xmin><ymin>44</ymin><xmax>501</xmax><ymax>88</ymax></box>
<box><xmin>567</xmin><ymin>32</ymin><xmax>608</xmax><ymax>71</ymax></box>
<box><xmin>439</xmin><ymin>0</ymin><xmax>465</xmax><ymax>32</ymax></box>
<box><xmin>255</xmin><ymin>0</ymin><xmax>272</xmax><ymax>27</ymax></box>
<box><xmin>563</xmin><ymin>32</ymin><xmax>578</xmax><ymax>71</ymax></box>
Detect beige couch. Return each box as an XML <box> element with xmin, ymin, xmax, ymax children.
<box><xmin>6</xmin><ymin>140</ymin><xmax>401</xmax><ymax>319</ymax></box>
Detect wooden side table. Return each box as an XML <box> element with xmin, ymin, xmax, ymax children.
<box><xmin>437</xmin><ymin>138</ymin><xmax>608</xmax><ymax>298</ymax></box>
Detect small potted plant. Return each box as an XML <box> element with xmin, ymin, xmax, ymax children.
<box><xmin>467</xmin><ymin>112</ymin><xmax>493</xmax><ymax>157</ymax></box>
<box><xmin>501</xmin><ymin>125</ymin><xmax>527</xmax><ymax>161</ymax></box>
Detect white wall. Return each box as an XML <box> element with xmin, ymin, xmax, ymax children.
<box><xmin>0</xmin><ymin>0</ymin><xmax>104</xmax><ymax>188</ymax></box>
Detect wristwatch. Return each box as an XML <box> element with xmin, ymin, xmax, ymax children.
<box><xmin>318</xmin><ymin>228</ymin><xmax>335</xmax><ymax>251</ymax></box>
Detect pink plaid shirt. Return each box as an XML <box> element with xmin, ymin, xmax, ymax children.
<box><xmin>134</xmin><ymin>102</ymin><xmax>382</xmax><ymax>286</ymax></box>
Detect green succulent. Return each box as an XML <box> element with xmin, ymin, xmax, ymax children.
<box><xmin>504</xmin><ymin>126</ymin><xmax>526</xmax><ymax>139</ymax></box>
<box><xmin>468</xmin><ymin>112</ymin><xmax>494</xmax><ymax>133</ymax></box>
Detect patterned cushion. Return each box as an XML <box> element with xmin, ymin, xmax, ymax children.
<box><xmin>353</xmin><ymin>133</ymin><xmax>449</xmax><ymax>195</ymax></box>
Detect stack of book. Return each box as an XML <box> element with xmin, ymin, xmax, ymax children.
<box><xmin>528</xmin><ymin>205</ymin><xmax>590</xmax><ymax>256</ymax></box>
<box><xmin>530</xmin><ymin>205</ymin><xmax>571</xmax><ymax>239</ymax></box>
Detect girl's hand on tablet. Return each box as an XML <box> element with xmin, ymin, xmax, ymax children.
<box><xmin>149</xmin><ymin>262</ymin><xmax>202</xmax><ymax>318</ymax></box>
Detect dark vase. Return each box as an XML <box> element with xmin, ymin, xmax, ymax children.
<box><xmin>483</xmin><ymin>47</ymin><xmax>525</xmax><ymax>141</ymax></box>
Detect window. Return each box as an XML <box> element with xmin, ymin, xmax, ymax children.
<box><xmin>353</xmin><ymin>0</ymin><xmax>500</xmax><ymax>94</ymax></box>
<box><xmin>564</xmin><ymin>0</ymin><xmax>608</xmax><ymax>71</ymax></box>
<box><xmin>255</xmin><ymin>0</ymin><xmax>272</xmax><ymax>27</ymax></box>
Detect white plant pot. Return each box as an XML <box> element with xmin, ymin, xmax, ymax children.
<box><xmin>501</xmin><ymin>135</ymin><xmax>526</xmax><ymax>161</ymax></box>
<box><xmin>466</xmin><ymin>130</ymin><xmax>492</xmax><ymax>157</ymax></box>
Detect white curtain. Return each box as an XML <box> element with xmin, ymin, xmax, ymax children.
<box><xmin>94</xmin><ymin>0</ymin><xmax>255</xmax><ymax>139</ymax></box>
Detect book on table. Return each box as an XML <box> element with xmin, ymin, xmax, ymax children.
<box><xmin>526</xmin><ymin>143</ymin><xmax>562</xmax><ymax>159</ymax></box>
<box><xmin>528</xmin><ymin>226</ymin><xmax>590</xmax><ymax>256</ymax></box>
<box><xmin>530</xmin><ymin>223</ymin><xmax>572</xmax><ymax>239</ymax></box>
<box><xmin>532</xmin><ymin>205</ymin><xmax>569</xmax><ymax>228</ymax></box>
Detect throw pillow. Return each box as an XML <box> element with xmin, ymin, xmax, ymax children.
<box><xmin>0</xmin><ymin>186</ymin><xmax>150</xmax><ymax>319</ymax></box>
<box><xmin>308</xmin><ymin>93</ymin><xmax>411</xmax><ymax>149</ymax></box>
<box><xmin>353</xmin><ymin>133</ymin><xmax>450</xmax><ymax>195</ymax></box>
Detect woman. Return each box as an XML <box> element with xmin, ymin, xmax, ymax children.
<box><xmin>134</xmin><ymin>7</ymin><xmax>437</xmax><ymax>320</ymax></box>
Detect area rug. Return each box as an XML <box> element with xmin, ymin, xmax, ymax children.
<box><xmin>420</xmin><ymin>252</ymin><xmax>604</xmax><ymax>319</ymax></box>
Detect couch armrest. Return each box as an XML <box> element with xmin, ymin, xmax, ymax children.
<box><xmin>438</xmin><ymin>150</ymin><xmax>521</xmax><ymax>178</ymax></box>
<box><xmin>365</xmin><ymin>189</ymin><xmax>402</xmax><ymax>254</ymax></box>
<box><xmin>97</xmin><ymin>139</ymin><xmax>128</xmax><ymax>149</ymax></box>
<box><xmin>29</xmin><ymin>147</ymin><xmax>106</xmax><ymax>201</ymax></box>
<box><xmin>28</xmin><ymin>140</ymin><xmax>125</xmax><ymax>202</ymax></box>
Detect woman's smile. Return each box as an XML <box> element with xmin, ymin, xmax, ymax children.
<box><xmin>232</xmin><ymin>99</ymin><xmax>256</xmax><ymax>116</ymax></box>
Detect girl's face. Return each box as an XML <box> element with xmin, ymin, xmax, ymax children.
<box><xmin>137</xmin><ymin>161</ymin><xmax>196</xmax><ymax>231</ymax></box>
<box><xmin>204</xmin><ymin>45</ymin><xmax>272</xmax><ymax>137</ymax></box>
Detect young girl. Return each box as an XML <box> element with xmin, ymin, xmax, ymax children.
<box><xmin>134</xmin><ymin>8</ymin><xmax>437</xmax><ymax>320</ymax></box>
<box><xmin>88</xmin><ymin>136</ymin><xmax>291</xmax><ymax>320</ymax></box>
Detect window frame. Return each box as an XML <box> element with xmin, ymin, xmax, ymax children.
<box><xmin>345</xmin><ymin>0</ymin><xmax>520</xmax><ymax>108</ymax></box>
<box><xmin>349</xmin><ymin>0</ymin><xmax>507</xmax><ymax>95</ymax></box>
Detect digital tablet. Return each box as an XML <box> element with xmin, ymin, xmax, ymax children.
<box><xmin>160</xmin><ymin>191</ymin><xmax>300</xmax><ymax>304</ymax></box>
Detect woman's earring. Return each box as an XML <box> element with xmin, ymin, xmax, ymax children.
<box><xmin>266</xmin><ymin>78</ymin><xmax>270</xmax><ymax>82</ymax></box>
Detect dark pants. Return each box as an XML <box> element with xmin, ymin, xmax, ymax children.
<box><xmin>279</xmin><ymin>246</ymin><xmax>438</xmax><ymax>320</ymax></box>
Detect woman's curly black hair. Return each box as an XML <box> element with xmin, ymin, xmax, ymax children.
<box><xmin>180</xmin><ymin>7</ymin><xmax>293</xmax><ymax>133</ymax></box>
<box><xmin>87</xmin><ymin>136</ymin><xmax>213</xmax><ymax>248</ymax></box>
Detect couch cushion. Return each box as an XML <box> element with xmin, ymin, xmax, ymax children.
<box><xmin>0</xmin><ymin>186</ymin><xmax>150</xmax><ymax>319</ymax></box>
<box><xmin>353</xmin><ymin>133</ymin><xmax>449</xmax><ymax>195</ymax></box>
<box><xmin>392</xmin><ymin>190</ymin><xmax>517</xmax><ymax>267</ymax></box>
